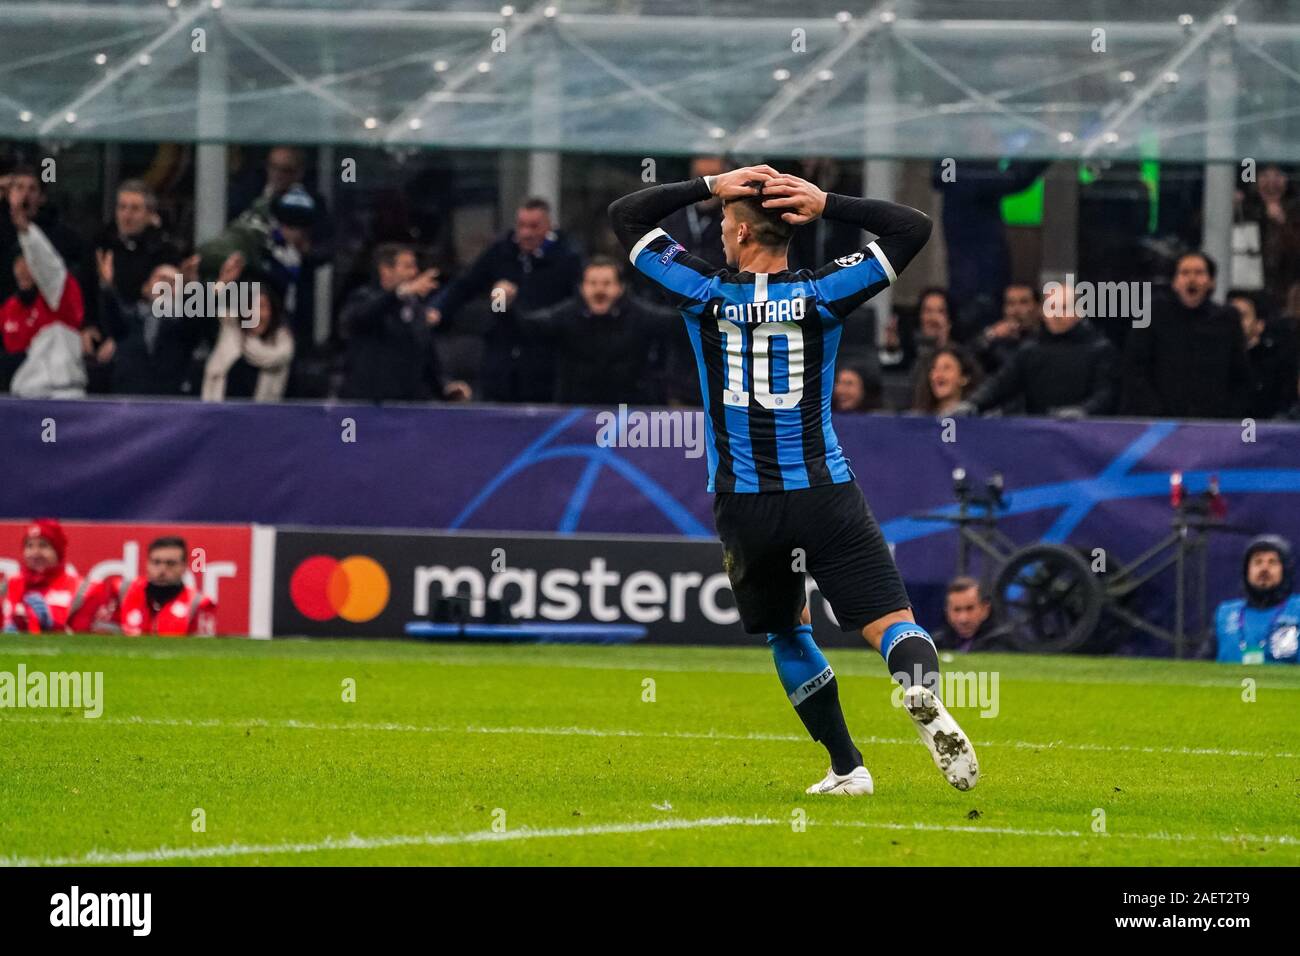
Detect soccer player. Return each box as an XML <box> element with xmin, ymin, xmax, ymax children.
<box><xmin>608</xmin><ymin>166</ymin><xmax>978</xmax><ymax>794</ymax></box>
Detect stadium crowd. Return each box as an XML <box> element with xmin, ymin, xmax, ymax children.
<box><xmin>1</xmin><ymin>148</ymin><xmax>1299</xmax><ymax>420</ymax></box>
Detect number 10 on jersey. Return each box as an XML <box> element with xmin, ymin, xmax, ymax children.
<box><xmin>717</xmin><ymin>318</ymin><xmax>805</xmax><ymax>411</ymax></box>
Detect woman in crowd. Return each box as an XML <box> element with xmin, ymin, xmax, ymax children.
<box><xmin>911</xmin><ymin>344</ymin><xmax>983</xmax><ymax>416</ymax></box>
<box><xmin>202</xmin><ymin>280</ymin><xmax>294</xmax><ymax>402</ymax></box>
<box><xmin>832</xmin><ymin>364</ymin><xmax>883</xmax><ymax>413</ymax></box>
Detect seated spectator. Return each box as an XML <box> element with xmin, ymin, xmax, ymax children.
<box><xmin>98</xmin><ymin>254</ymin><xmax>209</xmax><ymax>396</ymax></box>
<box><xmin>832</xmin><ymin>364</ymin><xmax>883</xmax><ymax>413</ymax></box>
<box><xmin>891</xmin><ymin>287</ymin><xmax>958</xmax><ymax>384</ymax></box>
<box><xmin>116</xmin><ymin>536</ymin><xmax>217</xmax><ymax>637</ymax></box>
<box><xmin>932</xmin><ymin>576</ymin><xmax>1011</xmax><ymax>653</ymax></box>
<box><xmin>910</xmin><ymin>344</ymin><xmax>982</xmax><ymax>416</ymax></box>
<box><xmin>429</xmin><ymin>197</ymin><xmax>582</xmax><ymax>402</ymax></box>
<box><xmin>0</xmin><ymin>520</ymin><xmax>110</xmax><ymax>633</ymax></box>
<box><xmin>1</xmin><ymin>189</ymin><xmax>85</xmax><ymax>398</ymax></box>
<box><xmin>916</xmin><ymin>287</ymin><xmax>956</xmax><ymax>351</ymax></box>
<box><xmin>339</xmin><ymin>243</ymin><xmax>470</xmax><ymax>403</ymax></box>
<box><xmin>971</xmin><ymin>282</ymin><xmax>1041</xmax><ymax>373</ymax></box>
<box><xmin>1230</xmin><ymin>290</ymin><xmax>1297</xmax><ymax>420</ymax></box>
<box><xmin>517</xmin><ymin>256</ymin><xmax>676</xmax><ymax>404</ymax></box>
<box><xmin>1120</xmin><ymin>252</ymin><xmax>1249</xmax><ymax>419</ymax></box>
<box><xmin>201</xmin><ymin>285</ymin><xmax>294</xmax><ymax>401</ymax></box>
<box><xmin>965</xmin><ymin>282</ymin><xmax>1117</xmax><ymax>417</ymax></box>
<box><xmin>1211</xmin><ymin>535</ymin><xmax>1299</xmax><ymax>664</ymax></box>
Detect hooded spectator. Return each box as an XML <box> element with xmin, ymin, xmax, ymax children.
<box><xmin>194</xmin><ymin>184</ymin><xmax>321</xmax><ymax>346</ymax></box>
<box><xmin>1211</xmin><ymin>535</ymin><xmax>1299</xmax><ymax>664</ymax></box>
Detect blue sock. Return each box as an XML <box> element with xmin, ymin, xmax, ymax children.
<box><xmin>768</xmin><ymin>624</ymin><xmax>832</xmax><ymax>703</ymax></box>
<box><xmin>769</xmin><ymin>624</ymin><xmax>861</xmax><ymax>774</ymax></box>
<box><xmin>879</xmin><ymin>621</ymin><xmax>939</xmax><ymax>691</ymax></box>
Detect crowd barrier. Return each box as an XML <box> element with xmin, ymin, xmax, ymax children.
<box><xmin>4</xmin><ymin>398</ymin><xmax>1299</xmax><ymax>645</ymax></box>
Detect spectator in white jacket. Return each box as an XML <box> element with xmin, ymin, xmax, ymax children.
<box><xmin>201</xmin><ymin>281</ymin><xmax>293</xmax><ymax>402</ymax></box>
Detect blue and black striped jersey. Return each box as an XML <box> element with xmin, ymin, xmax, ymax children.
<box><xmin>610</xmin><ymin>179</ymin><xmax>929</xmax><ymax>494</ymax></box>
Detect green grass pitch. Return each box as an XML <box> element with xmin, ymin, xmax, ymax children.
<box><xmin>1</xmin><ymin>634</ymin><xmax>1297</xmax><ymax>866</ymax></box>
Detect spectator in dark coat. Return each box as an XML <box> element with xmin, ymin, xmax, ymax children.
<box><xmin>931</xmin><ymin>577</ymin><xmax>1012</xmax><ymax>653</ymax></box>
<box><xmin>1121</xmin><ymin>252</ymin><xmax>1250</xmax><ymax>419</ymax></box>
<box><xmin>339</xmin><ymin>243</ymin><xmax>470</xmax><ymax>403</ymax></box>
<box><xmin>1230</xmin><ymin>291</ymin><xmax>1298</xmax><ymax>421</ymax></box>
<box><xmin>966</xmin><ymin>284</ymin><xmax>1118</xmax><ymax>417</ymax></box>
<box><xmin>99</xmin><ymin>258</ymin><xmax>210</xmax><ymax>396</ymax></box>
<box><xmin>518</xmin><ymin>256</ymin><xmax>677</xmax><ymax>404</ymax></box>
<box><xmin>429</xmin><ymin>197</ymin><xmax>582</xmax><ymax>403</ymax></box>
<box><xmin>83</xmin><ymin>179</ymin><xmax>183</xmax><ymax>389</ymax></box>
<box><xmin>970</xmin><ymin>282</ymin><xmax>1042</xmax><ymax>374</ymax></box>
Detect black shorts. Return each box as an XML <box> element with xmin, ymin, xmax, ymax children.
<box><xmin>712</xmin><ymin>481</ymin><xmax>910</xmax><ymax>635</ymax></box>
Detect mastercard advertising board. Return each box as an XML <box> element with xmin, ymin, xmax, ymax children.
<box><xmin>0</xmin><ymin>520</ymin><xmax>268</xmax><ymax>636</ymax></box>
<box><xmin>271</xmin><ymin>526</ymin><xmax>844</xmax><ymax>646</ymax></box>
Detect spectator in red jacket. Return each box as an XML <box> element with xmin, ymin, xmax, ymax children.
<box><xmin>1</xmin><ymin>192</ymin><xmax>85</xmax><ymax>394</ymax></box>
<box><xmin>0</xmin><ymin>519</ymin><xmax>107</xmax><ymax>633</ymax></box>
<box><xmin>117</xmin><ymin>536</ymin><xmax>217</xmax><ymax>637</ymax></box>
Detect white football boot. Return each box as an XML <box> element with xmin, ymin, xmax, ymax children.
<box><xmin>902</xmin><ymin>684</ymin><xmax>979</xmax><ymax>792</ymax></box>
<box><xmin>805</xmin><ymin>765</ymin><xmax>874</xmax><ymax>796</ymax></box>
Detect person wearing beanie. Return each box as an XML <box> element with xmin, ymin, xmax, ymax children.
<box><xmin>0</xmin><ymin>519</ymin><xmax>128</xmax><ymax>633</ymax></box>
<box><xmin>1211</xmin><ymin>534</ymin><xmax>1300</xmax><ymax>664</ymax></box>
<box><xmin>1</xmin><ymin>519</ymin><xmax>91</xmax><ymax>633</ymax></box>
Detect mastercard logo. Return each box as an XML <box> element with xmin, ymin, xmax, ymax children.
<box><xmin>289</xmin><ymin>555</ymin><xmax>390</xmax><ymax>623</ymax></box>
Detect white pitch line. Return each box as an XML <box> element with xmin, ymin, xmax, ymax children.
<box><xmin>0</xmin><ymin>816</ymin><xmax>778</xmax><ymax>868</ymax></box>
<box><xmin>825</xmin><ymin>820</ymin><xmax>1300</xmax><ymax>847</ymax></box>
<box><xmin>3</xmin><ymin>713</ymin><xmax>1296</xmax><ymax>760</ymax></box>
<box><xmin>3</xmin><ymin>641</ymin><xmax>1298</xmax><ymax>693</ymax></box>
<box><xmin>4</xmin><ymin>816</ymin><xmax>1295</xmax><ymax>868</ymax></box>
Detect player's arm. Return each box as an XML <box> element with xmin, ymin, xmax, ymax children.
<box><xmin>762</xmin><ymin>174</ymin><xmax>932</xmax><ymax>317</ymax></box>
<box><xmin>607</xmin><ymin>167</ymin><xmax>775</xmax><ymax>306</ymax></box>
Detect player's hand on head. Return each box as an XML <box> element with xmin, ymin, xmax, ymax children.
<box><xmin>760</xmin><ymin>174</ymin><xmax>827</xmax><ymax>225</ymax></box>
<box><xmin>709</xmin><ymin>166</ymin><xmax>778</xmax><ymax>200</ymax></box>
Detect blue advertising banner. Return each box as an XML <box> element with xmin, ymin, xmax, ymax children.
<box><xmin>3</xmin><ymin>398</ymin><xmax>1299</xmax><ymax>646</ymax></box>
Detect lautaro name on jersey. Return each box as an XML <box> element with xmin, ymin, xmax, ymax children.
<box><xmin>608</xmin><ymin>175</ymin><xmax>931</xmax><ymax>494</ymax></box>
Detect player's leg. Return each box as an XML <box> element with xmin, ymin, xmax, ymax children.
<box><xmin>868</xmin><ymin>608</ymin><xmax>978</xmax><ymax>791</ymax></box>
<box><xmin>713</xmin><ymin>492</ymin><xmax>871</xmax><ymax>795</ymax></box>
<box><xmin>803</xmin><ymin>482</ymin><xmax>978</xmax><ymax>791</ymax></box>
